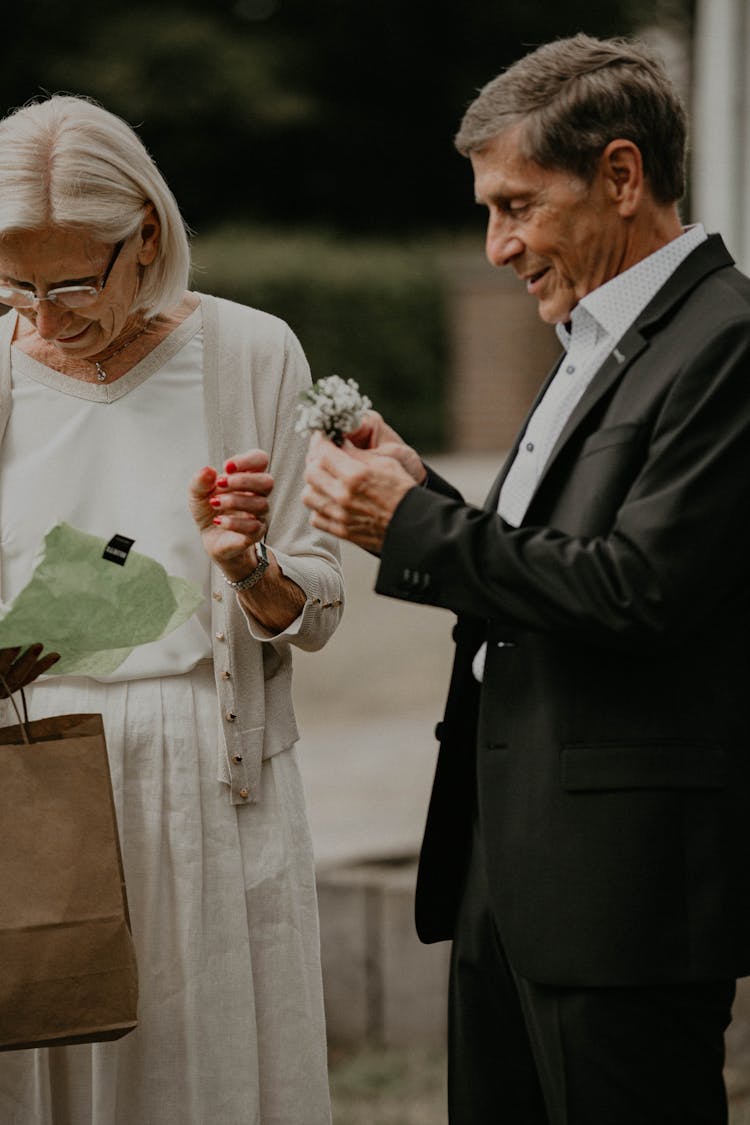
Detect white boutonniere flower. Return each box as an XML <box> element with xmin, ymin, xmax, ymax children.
<box><xmin>296</xmin><ymin>375</ymin><xmax>372</xmax><ymax>446</ymax></box>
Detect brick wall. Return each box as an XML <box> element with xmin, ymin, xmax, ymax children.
<box><xmin>443</xmin><ymin>254</ymin><xmax>561</xmax><ymax>453</ymax></box>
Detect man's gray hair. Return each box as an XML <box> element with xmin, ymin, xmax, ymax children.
<box><xmin>0</xmin><ymin>95</ymin><xmax>190</xmax><ymax>318</ymax></box>
<box><xmin>455</xmin><ymin>33</ymin><xmax>687</xmax><ymax>204</ymax></box>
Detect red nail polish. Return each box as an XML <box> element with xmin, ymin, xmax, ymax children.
<box><xmin>225</xmin><ymin>460</ymin><xmax>238</xmax><ymax>473</ymax></box>
<box><xmin>209</xmin><ymin>497</ymin><xmax>221</xmax><ymax>508</ymax></box>
<box><xmin>212</xmin><ymin>517</ymin><xmax>223</xmax><ymax>526</ymax></box>
<box><xmin>216</xmin><ymin>476</ymin><xmax>228</xmax><ymax>488</ymax></box>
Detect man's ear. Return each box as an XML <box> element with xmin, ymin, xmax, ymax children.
<box><xmin>600</xmin><ymin>139</ymin><xmax>644</xmax><ymax>217</ymax></box>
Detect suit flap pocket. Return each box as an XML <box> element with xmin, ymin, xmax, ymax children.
<box><xmin>561</xmin><ymin>742</ymin><xmax>726</xmax><ymax>791</ymax></box>
<box><xmin>579</xmin><ymin>423</ymin><xmax>642</xmax><ymax>459</ymax></box>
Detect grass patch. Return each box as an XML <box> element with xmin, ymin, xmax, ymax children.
<box><xmin>329</xmin><ymin>1044</ymin><xmax>447</xmax><ymax>1125</ymax></box>
<box><xmin>328</xmin><ymin>1044</ymin><xmax>750</xmax><ymax>1125</ymax></box>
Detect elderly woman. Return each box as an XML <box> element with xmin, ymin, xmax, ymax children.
<box><xmin>0</xmin><ymin>95</ymin><xmax>343</xmax><ymax>1125</ymax></box>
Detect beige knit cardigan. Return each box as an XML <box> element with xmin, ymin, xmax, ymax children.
<box><xmin>0</xmin><ymin>294</ymin><xmax>344</xmax><ymax>805</ymax></box>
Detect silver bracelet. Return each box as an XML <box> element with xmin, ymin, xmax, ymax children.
<box><xmin>222</xmin><ymin>541</ymin><xmax>269</xmax><ymax>591</ymax></box>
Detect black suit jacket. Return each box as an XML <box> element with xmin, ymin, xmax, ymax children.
<box><xmin>376</xmin><ymin>235</ymin><xmax>750</xmax><ymax>987</ymax></box>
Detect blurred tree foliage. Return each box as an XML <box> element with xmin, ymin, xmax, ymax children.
<box><xmin>2</xmin><ymin>0</ymin><xmax>691</xmax><ymax>235</ymax></box>
<box><xmin>193</xmin><ymin>226</ymin><xmax>450</xmax><ymax>449</ymax></box>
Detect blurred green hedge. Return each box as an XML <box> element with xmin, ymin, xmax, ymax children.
<box><xmin>191</xmin><ymin>227</ymin><xmax>449</xmax><ymax>452</ymax></box>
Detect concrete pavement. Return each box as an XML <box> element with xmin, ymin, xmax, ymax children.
<box><xmin>293</xmin><ymin>453</ymin><xmax>499</xmax><ymax>869</ymax></box>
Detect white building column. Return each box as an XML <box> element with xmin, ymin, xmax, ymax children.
<box><xmin>691</xmin><ymin>0</ymin><xmax>750</xmax><ymax>270</ymax></box>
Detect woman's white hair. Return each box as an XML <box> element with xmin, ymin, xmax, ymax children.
<box><xmin>0</xmin><ymin>95</ymin><xmax>190</xmax><ymax>317</ymax></box>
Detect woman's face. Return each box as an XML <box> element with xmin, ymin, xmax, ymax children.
<box><xmin>0</xmin><ymin>216</ymin><xmax>159</xmax><ymax>357</ymax></box>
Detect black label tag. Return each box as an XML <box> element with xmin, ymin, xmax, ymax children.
<box><xmin>103</xmin><ymin>534</ymin><xmax>136</xmax><ymax>566</ymax></box>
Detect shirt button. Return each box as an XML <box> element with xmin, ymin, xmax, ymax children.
<box><xmin>212</xmin><ymin>590</ymin><xmax>223</xmax><ymax>602</ymax></box>
<box><xmin>225</xmin><ymin>711</ymin><xmax>237</xmax><ymax>722</ymax></box>
<box><xmin>232</xmin><ymin>753</ymin><xmax>243</xmax><ymax>764</ymax></box>
<box><xmin>566</xmin><ymin>364</ymin><xmax>576</xmax><ymax>374</ymax></box>
<box><xmin>215</xmin><ymin>631</ymin><xmax>225</xmax><ymax>641</ymax></box>
<box><xmin>239</xmin><ymin>788</ymin><xmax>249</xmax><ymax>800</ymax></box>
<box><xmin>526</xmin><ymin>441</ymin><xmax>535</xmax><ymax>452</ymax></box>
<box><xmin>222</xmin><ymin>669</ymin><xmax>232</xmax><ymax>680</ymax></box>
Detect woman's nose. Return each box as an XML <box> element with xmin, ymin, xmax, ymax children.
<box><xmin>32</xmin><ymin>298</ymin><xmax>72</xmax><ymax>339</ymax></box>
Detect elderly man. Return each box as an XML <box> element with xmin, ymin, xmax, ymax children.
<box><xmin>304</xmin><ymin>33</ymin><xmax>750</xmax><ymax>1125</ymax></box>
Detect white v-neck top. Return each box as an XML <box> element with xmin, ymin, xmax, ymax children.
<box><xmin>1</xmin><ymin>305</ymin><xmax>213</xmax><ymax>679</ymax></box>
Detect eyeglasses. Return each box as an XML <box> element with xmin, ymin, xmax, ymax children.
<box><xmin>0</xmin><ymin>240</ymin><xmax>125</xmax><ymax>309</ymax></box>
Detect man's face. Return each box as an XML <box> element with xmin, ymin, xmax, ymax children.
<box><xmin>471</xmin><ymin>124</ymin><xmax>622</xmax><ymax>324</ymax></box>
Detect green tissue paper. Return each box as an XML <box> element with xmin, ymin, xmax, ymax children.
<box><xmin>0</xmin><ymin>523</ymin><xmax>204</xmax><ymax>675</ymax></box>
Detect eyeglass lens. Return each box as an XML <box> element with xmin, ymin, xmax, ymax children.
<box><xmin>0</xmin><ymin>239</ymin><xmax>125</xmax><ymax>309</ymax></box>
<box><xmin>0</xmin><ymin>286</ymin><xmax>100</xmax><ymax>309</ymax></box>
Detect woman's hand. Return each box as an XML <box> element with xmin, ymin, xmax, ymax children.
<box><xmin>189</xmin><ymin>450</ymin><xmax>307</xmax><ymax>633</ymax></box>
<box><xmin>0</xmin><ymin>643</ymin><xmax>59</xmax><ymax>696</ymax></box>
<box><xmin>189</xmin><ymin>450</ymin><xmax>273</xmax><ymax>581</ymax></box>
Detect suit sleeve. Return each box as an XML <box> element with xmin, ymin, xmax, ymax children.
<box><xmin>376</xmin><ymin>318</ymin><xmax>750</xmax><ymax>646</ymax></box>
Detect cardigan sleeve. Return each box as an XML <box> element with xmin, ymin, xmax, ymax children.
<box><xmin>245</xmin><ymin>324</ymin><xmax>344</xmax><ymax>652</ymax></box>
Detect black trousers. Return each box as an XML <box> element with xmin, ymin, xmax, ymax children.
<box><xmin>448</xmin><ymin>828</ymin><xmax>736</xmax><ymax>1125</ymax></box>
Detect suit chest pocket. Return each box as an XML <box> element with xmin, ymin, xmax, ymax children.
<box><xmin>546</xmin><ymin>423</ymin><xmax>646</xmax><ymax>536</ymax></box>
<box><xmin>578</xmin><ymin>422</ymin><xmax>643</xmax><ymax>459</ymax></box>
<box><xmin>561</xmin><ymin>741</ymin><xmax>727</xmax><ymax>792</ymax></box>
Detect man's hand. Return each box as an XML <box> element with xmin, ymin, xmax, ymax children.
<box><xmin>347</xmin><ymin>411</ymin><xmax>427</xmax><ymax>485</ymax></box>
<box><xmin>303</xmin><ymin>432</ymin><xmax>417</xmax><ymax>553</ymax></box>
<box><xmin>0</xmin><ymin>644</ymin><xmax>59</xmax><ymax>697</ymax></box>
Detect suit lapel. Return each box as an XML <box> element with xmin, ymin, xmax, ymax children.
<box><xmin>530</xmin><ymin>327</ymin><xmax>649</xmax><ymax>501</ymax></box>
<box><xmin>491</xmin><ymin>234</ymin><xmax>735</xmax><ymax>518</ymax></box>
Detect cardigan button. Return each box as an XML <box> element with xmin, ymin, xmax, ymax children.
<box><xmin>226</xmin><ymin>711</ymin><xmax>237</xmax><ymax>722</ymax></box>
<box><xmin>222</xmin><ymin>669</ymin><xmax>232</xmax><ymax>680</ymax></box>
<box><xmin>212</xmin><ymin>590</ymin><xmax>223</xmax><ymax>602</ymax></box>
<box><xmin>215</xmin><ymin>632</ymin><xmax>226</xmax><ymax>641</ymax></box>
<box><xmin>232</xmin><ymin>754</ymin><xmax>243</xmax><ymax>764</ymax></box>
<box><xmin>239</xmin><ymin>788</ymin><xmax>249</xmax><ymax>800</ymax></box>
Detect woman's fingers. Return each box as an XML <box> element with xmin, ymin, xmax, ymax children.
<box><xmin>209</xmin><ymin>491</ymin><xmax>269</xmax><ymax>518</ymax></box>
<box><xmin>190</xmin><ymin>452</ymin><xmax>273</xmax><ymax>534</ymax></box>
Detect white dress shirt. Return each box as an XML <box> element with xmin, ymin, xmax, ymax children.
<box><xmin>473</xmin><ymin>224</ymin><xmax>708</xmax><ymax>683</ymax></box>
<box><xmin>497</xmin><ymin>224</ymin><xmax>707</xmax><ymax>527</ymax></box>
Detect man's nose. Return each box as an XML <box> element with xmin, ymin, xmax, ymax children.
<box><xmin>485</xmin><ymin>213</ymin><xmax>524</xmax><ymax>268</ymax></box>
<box><xmin>33</xmin><ymin>298</ymin><xmax>71</xmax><ymax>339</ymax></box>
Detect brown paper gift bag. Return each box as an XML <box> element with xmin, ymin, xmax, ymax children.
<box><xmin>0</xmin><ymin>706</ymin><xmax>138</xmax><ymax>1051</ymax></box>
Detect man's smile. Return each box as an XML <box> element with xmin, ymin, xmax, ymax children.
<box><xmin>523</xmin><ymin>266</ymin><xmax>551</xmax><ymax>294</ymax></box>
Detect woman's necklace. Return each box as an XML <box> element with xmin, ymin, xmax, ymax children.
<box><xmin>92</xmin><ymin>322</ymin><xmax>150</xmax><ymax>382</ymax></box>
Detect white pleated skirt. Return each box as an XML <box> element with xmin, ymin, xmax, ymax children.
<box><xmin>0</xmin><ymin>663</ymin><xmax>331</xmax><ymax>1125</ymax></box>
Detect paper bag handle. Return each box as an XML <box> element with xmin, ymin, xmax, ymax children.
<box><xmin>0</xmin><ymin>673</ymin><xmax>32</xmax><ymax>745</ymax></box>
